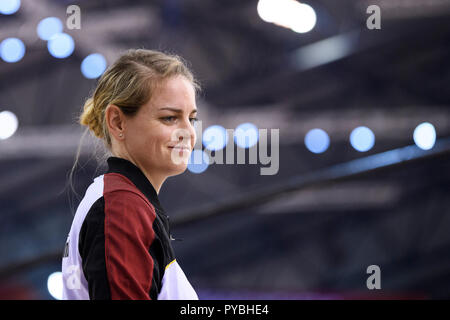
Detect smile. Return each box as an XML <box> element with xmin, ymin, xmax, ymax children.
<box><xmin>169</xmin><ymin>146</ymin><xmax>190</xmax><ymax>151</ymax></box>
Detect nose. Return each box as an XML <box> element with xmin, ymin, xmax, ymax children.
<box><xmin>185</xmin><ymin>120</ymin><xmax>197</xmax><ymax>148</ymax></box>
<box><xmin>175</xmin><ymin>118</ymin><xmax>196</xmax><ymax>148</ymax></box>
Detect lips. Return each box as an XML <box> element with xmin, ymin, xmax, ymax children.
<box><xmin>169</xmin><ymin>145</ymin><xmax>190</xmax><ymax>151</ymax></box>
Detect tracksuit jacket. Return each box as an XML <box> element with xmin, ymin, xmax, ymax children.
<box><xmin>61</xmin><ymin>156</ymin><xmax>198</xmax><ymax>300</ymax></box>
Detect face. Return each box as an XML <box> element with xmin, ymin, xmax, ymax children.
<box><xmin>123</xmin><ymin>75</ymin><xmax>198</xmax><ymax>179</ymax></box>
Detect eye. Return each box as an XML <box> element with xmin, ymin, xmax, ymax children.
<box><xmin>190</xmin><ymin>117</ymin><xmax>199</xmax><ymax>124</ymax></box>
<box><xmin>162</xmin><ymin>116</ymin><xmax>177</xmax><ymax>122</ymax></box>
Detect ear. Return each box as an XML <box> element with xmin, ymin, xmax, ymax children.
<box><xmin>105</xmin><ymin>104</ymin><xmax>126</xmax><ymax>140</ymax></box>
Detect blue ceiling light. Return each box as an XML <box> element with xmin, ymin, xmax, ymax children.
<box><xmin>0</xmin><ymin>110</ymin><xmax>19</xmax><ymax>139</ymax></box>
<box><xmin>203</xmin><ymin>125</ymin><xmax>228</xmax><ymax>151</ymax></box>
<box><xmin>0</xmin><ymin>37</ymin><xmax>25</xmax><ymax>63</ymax></box>
<box><xmin>37</xmin><ymin>17</ymin><xmax>63</xmax><ymax>41</ymax></box>
<box><xmin>304</xmin><ymin>128</ymin><xmax>330</xmax><ymax>154</ymax></box>
<box><xmin>350</xmin><ymin>126</ymin><xmax>375</xmax><ymax>152</ymax></box>
<box><xmin>0</xmin><ymin>0</ymin><xmax>21</xmax><ymax>15</ymax></box>
<box><xmin>81</xmin><ymin>53</ymin><xmax>107</xmax><ymax>79</ymax></box>
<box><xmin>47</xmin><ymin>33</ymin><xmax>75</xmax><ymax>58</ymax></box>
<box><xmin>413</xmin><ymin>122</ymin><xmax>436</xmax><ymax>150</ymax></box>
<box><xmin>234</xmin><ymin>122</ymin><xmax>259</xmax><ymax>148</ymax></box>
<box><xmin>47</xmin><ymin>271</ymin><xmax>63</xmax><ymax>300</ymax></box>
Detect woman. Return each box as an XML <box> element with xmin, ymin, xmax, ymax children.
<box><xmin>62</xmin><ymin>49</ymin><xmax>199</xmax><ymax>300</ymax></box>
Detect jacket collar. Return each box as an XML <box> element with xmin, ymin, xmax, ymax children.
<box><xmin>106</xmin><ymin>156</ymin><xmax>166</xmax><ymax>215</ymax></box>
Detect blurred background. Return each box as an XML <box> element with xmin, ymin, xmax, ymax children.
<box><xmin>1</xmin><ymin>0</ymin><xmax>450</xmax><ymax>300</ymax></box>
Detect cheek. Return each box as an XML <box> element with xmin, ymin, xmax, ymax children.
<box><xmin>153</xmin><ymin>128</ymin><xmax>175</xmax><ymax>155</ymax></box>
<box><xmin>127</xmin><ymin>124</ymin><xmax>160</xmax><ymax>153</ymax></box>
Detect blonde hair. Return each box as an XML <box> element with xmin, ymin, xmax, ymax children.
<box><xmin>67</xmin><ymin>49</ymin><xmax>199</xmax><ymax>209</ymax></box>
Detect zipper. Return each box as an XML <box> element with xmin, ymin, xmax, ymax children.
<box><xmin>155</xmin><ymin>208</ymin><xmax>183</xmax><ymax>242</ymax></box>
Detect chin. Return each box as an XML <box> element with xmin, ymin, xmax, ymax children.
<box><xmin>166</xmin><ymin>163</ymin><xmax>189</xmax><ymax>177</ymax></box>
<box><xmin>167</xmin><ymin>150</ymin><xmax>190</xmax><ymax>171</ymax></box>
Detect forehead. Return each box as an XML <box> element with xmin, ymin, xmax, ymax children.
<box><xmin>147</xmin><ymin>76</ymin><xmax>196</xmax><ymax>113</ymax></box>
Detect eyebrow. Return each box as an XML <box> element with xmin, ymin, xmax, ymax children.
<box><xmin>159</xmin><ymin>107</ymin><xmax>197</xmax><ymax>114</ymax></box>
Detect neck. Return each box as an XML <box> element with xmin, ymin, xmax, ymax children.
<box><xmin>140</xmin><ymin>168</ymin><xmax>165</xmax><ymax>195</ymax></box>
<box><xmin>112</xmin><ymin>151</ymin><xmax>165</xmax><ymax>195</ymax></box>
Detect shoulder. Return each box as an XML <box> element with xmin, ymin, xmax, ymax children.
<box><xmin>102</xmin><ymin>173</ymin><xmax>151</xmax><ymax>207</ymax></box>
<box><xmin>103</xmin><ymin>172</ymin><xmax>143</xmax><ymax>195</ymax></box>
<box><xmin>78</xmin><ymin>173</ymin><xmax>156</xmax><ymax>226</ymax></box>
